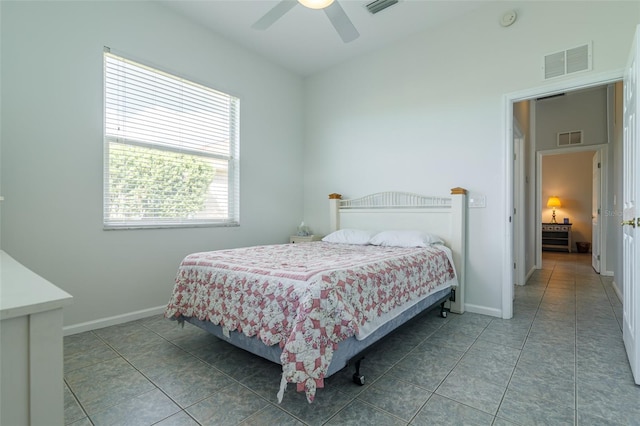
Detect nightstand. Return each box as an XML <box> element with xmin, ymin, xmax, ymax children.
<box><xmin>542</xmin><ymin>223</ymin><xmax>572</xmax><ymax>252</ymax></box>
<box><xmin>289</xmin><ymin>235</ymin><xmax>323</xmax><ymax>243</ymax></box>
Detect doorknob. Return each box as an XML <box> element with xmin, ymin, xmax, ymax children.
<box><xmin>621</xmin><ymin>219</ymin><xmax>637</xmax><ymax>228</ymax></box>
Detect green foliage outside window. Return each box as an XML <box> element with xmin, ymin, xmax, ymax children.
<box><xmin>108</xmin><ymin>144</ymin><xmax>216</xmax><ymax>220</ymax></box>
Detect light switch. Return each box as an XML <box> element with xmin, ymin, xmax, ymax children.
<box><xmin>469</xmin><ymin>194</ymin><xmax>486</xmax><ymax>208</ymax></box>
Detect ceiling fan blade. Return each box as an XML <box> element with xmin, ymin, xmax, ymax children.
<box><xmin>324</xmin><ymin>1</ymin><xmax>359</xmax><ymax>43</ymax></box>
<box><xmin>251</xmin><ymin>0</ymin><xmax>298</xmax><ymax>30</ymax></box>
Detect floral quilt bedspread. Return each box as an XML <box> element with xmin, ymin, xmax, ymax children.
<box><xmin>164</xmin><ymin>242</ymin><xmax>456</xmax><ymax>402</ymax></box>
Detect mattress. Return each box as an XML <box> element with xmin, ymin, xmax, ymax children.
<box><xmin>165</xmin><ymin>241</ymin><xmax>457</xmax><ymax>402</ymax></box>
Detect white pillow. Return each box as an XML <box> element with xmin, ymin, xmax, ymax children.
<box><xmin>369</xmin><ymin>230</ymin><xmax>443</xmax><ymax>248</ymax></box>
<box><xmin>322</xmin><ymin>229</ymin><xmax>375</xmax><ymax>245</ymax></box>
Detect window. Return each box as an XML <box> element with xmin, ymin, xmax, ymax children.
<box><xmin>103</xmin><ymin>49</ymin><xmax>239</xmax><ymax>229</ymax></box>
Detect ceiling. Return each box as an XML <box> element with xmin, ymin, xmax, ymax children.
<box><xmin>159</xmin><ymin>0</ymin><xmax>495</xmax><ymax>76</ymax></box>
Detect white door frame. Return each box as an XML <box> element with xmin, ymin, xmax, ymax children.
<box><xmin>513</xmin><ymin>120</ymin><xmax>526</xmax><ymax>287</ymax></box>
<box><xmin>503</xmin><ymin>70</ymin><xmax>622</xmax><ymax>319</ymax></box>
<box><xmin>592</xmin><ymin>150</ymin><xmax>602</xmax><ymax>273</ymax></box>
<box><xmin>535</xmin><ymin>144</ymin><xmax>608</xmax><ymax>269</ymax></box>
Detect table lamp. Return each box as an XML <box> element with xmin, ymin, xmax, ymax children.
<box><xmin>547</xmin><ymin>196</ymin><xmax>561</xmax><ymax>224</ymax></box>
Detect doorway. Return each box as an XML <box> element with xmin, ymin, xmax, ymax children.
<box><xmin>537</xmin><ymin>146</ymin><xmax>607</xmax><ymax>268</ymax></box>
<box><xmin>503</xmin><ymin>71</ymin><xmax>623</xmax><ymax>320</ymax></box>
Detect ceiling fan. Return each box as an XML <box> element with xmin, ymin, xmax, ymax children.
<box><xmin>251</xmin><ymin>0</ymin><xmax>360</xmax><ymax>43</ymax></box>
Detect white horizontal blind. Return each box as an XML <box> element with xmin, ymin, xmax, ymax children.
<box><xmin>103</xmin><ymin>50</ymin><xmax>240</xmax><ymax>228</ymax></box>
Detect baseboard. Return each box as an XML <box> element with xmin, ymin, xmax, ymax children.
<box><xmin>62</xmin><ymin>300</ymin><xmax>535</xmax><ymax>335</ymax></box>
<box><xmin>600</xmin><ymin>270</ymin><xmax>614</xmax><ymax>277</ymax></box>
<box><xmin>464</xmin><ymin>303</ymin><xmax>502</xmax><ymax>318</ymax></box>
<box><xmin>525</xmin><ymin>266</ymin><xmax>536</xmax><ymax>282</ymax></box>
<box><xmin>63</xmin><ymin>305</ymin><xmax>166</xmax><ymax>336</ymax></box>
<box><xmin>612</xmin><ymin>280</ymin><xmax>623</xmax><ymax>304</ymax></box>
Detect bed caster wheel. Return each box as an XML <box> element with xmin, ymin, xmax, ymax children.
<box><xmin>352</xmin><ymin>374</ymin><xmax>365</xmax><ymax>386</ymax></box>
<box><xmin>440</xmin><ymin>310</ymin><xmax>448</xmax><ymax>318</ymax></box>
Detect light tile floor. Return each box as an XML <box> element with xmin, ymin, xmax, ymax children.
<box><xmin>64</xmin><ymin>252</ymin><xmax>640</xmax><ymax>425</ymax></box>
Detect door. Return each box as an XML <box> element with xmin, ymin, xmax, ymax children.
<box><xmin>592</xmin><ymin>151</ymin><xmax>601</xmax><ymax>272</ymax></box>
<box><xmin>622</xmin><ymin>24</ymin><xmax>640</xmax><ymax>385</ymax></box>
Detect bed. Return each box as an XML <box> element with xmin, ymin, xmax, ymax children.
<box><xmin>165</xmin><ymin>188</ymin><xmax>467</xmax><ymax>403</ymax></box>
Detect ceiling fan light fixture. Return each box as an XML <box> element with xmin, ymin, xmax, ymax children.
<box><xmin>298</xmin><ymin>0</ymin><xmax>335</xmax><ymax>10</ymax></box>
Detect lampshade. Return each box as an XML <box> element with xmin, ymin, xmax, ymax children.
<box><xmin>547</xmin><ymin>196</ymin><xmax>561</xmax><ymax>208</ymax></box>
<box><xmin>298</xmin><ymin>0</ymin><xmax>334</xmax><ymax>9</ymax></box>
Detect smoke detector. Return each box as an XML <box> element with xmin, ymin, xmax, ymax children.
<box><xmin>500</xmin><ymin>10</ymin><xmax>517</xmax><ymax>27</ymax></box>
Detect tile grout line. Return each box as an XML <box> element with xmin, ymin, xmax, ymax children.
<box><xmin>94</xmin><ymin>328</ymin><xmax>192</xmax><ymax>425</ymax></box>
<box><xmin>138</xmin><ymin>322</ymin><xmax>283</xmax><ymax>426</ymax></box>
<box><xmin>68</xmin><ymin>325</ymin><xmax>205</xmax><ymax>425</ymax></box>
<box><xmin>573</xmin><ymin>258</ymin><xmax>578</xmax><ymax>426</ymax></box>
<box><xmin>539</xmin><ymin>253</ymin><xmax>578</xmax><ymax>425</ymax></box>
<box><xmin>63</xmin><ymin>375</ymin><xmax>94</xmax><ymax>426</ymax></box>
<box><xmin>492</xmin><ymin>257</ymin><xmax>554</xmax><ymax>426</ymax></box>
<box><xmin>322</xmin><ymin>314</ymin><xmax>451</xmax><ymax>425</ymax></box>
<box><xmin>145</xmin><ymin>322</ymin><xmax>320</xmax><ymax>426</ymax></box>
<box><xmin>412</xmin><ymin>316</ymin><xmax>496</xmax><ymax>422</ymax></box>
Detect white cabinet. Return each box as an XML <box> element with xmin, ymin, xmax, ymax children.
<box><xmin>1</xmin><ymin>251</ymin><xmax>73</xmax><ymax>426</ymax></box>
<box><xmin>541</xmin><ymin>223</ymin><xmax>572</xmax><ymax>252</ymax></box>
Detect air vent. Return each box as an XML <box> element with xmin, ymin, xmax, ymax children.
<box><xmin>536</xmin><ymin>93</ymin><xmax>565</xmax><ymax>101</ymax></box>
<box><xmin>366</xmin><ymin>0</ymin><xmax>399</xmax><ymax>14</ymax></box>
<box><xmin>557</xmin><ymin>130</ymin><xmax>583</xmax><ymax>146</ymax></box>
<box><xmin>543</xmin><ymin>42</ymin><xmax>592</xmax><ymax>80</ymax></box>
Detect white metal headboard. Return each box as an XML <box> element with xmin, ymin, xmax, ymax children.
<box><xmin>336</xmin><ymin>191</ymin><xmax>452</xmax><ymax>209</ymax></box>
<box><xmin>328</xmin><ymin>188</ymin><xmax>467</xmax><ymax>313</ymax></box>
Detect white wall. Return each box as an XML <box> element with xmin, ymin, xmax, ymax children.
<box><xmin>302</xmin><ymin>1</ymin><xmax>640</xmax><ymax>316</ymax></box>
<box><xmin>0</xmin><ymin>1</ymin><xmax>304</xmax><ymax>327</ymax></box>
<box><xmin>536</xmin><ymin>87</ymin><xmax>609</xmax><ymax>150</ymax></box>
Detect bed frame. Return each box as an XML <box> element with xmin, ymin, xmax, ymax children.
<box><xmin>183</xmin><ymin>187</ymin><xmax>467</xmax><ymax>398</ymax></box>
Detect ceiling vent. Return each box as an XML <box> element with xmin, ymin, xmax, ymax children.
<box><xmin>365</xmin><ymin>0</ymin><xmax>399</xmax><ymax>14</ymax></box>
<box><xmin>536</xmin><ymin>93</ymin><xmax>565</xmax><ymax>101</ymax></box>
<box><xmin>557</xmin><ymin>130</ymin><xmax>583</xmax><ymax>146</ymax></box>
<box><xmin>543</xmin><ymin>42</ymin><xmax>592</xmax><ymax>80</ymax></box>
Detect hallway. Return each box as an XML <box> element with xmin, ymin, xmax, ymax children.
<box><xmin>516</xmin><ymin>251</ymin><xmax>638</xmax><ymax>424</ymax></box>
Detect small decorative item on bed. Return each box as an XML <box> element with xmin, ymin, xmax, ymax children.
<box><xmin>165</xmin><ymin>188</ymin><xmax>467</xmax><ymax>403</ymax></box>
